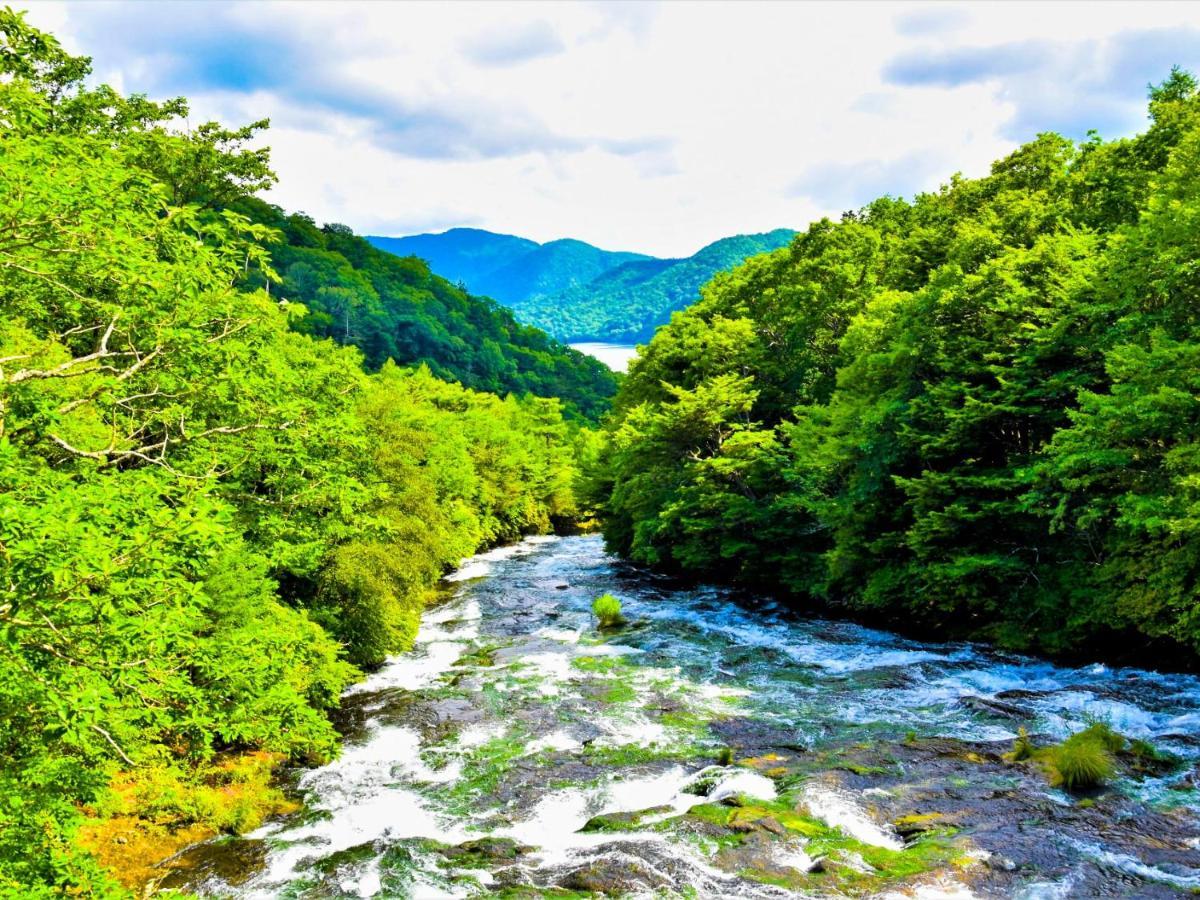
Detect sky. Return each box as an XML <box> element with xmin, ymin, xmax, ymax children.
<box><xmin>23</xmin><ymin>0</ymin><xmax>1200</xmax><ymax>258</ymax></box>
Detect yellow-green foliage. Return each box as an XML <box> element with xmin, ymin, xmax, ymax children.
<box><xmin>1007</xmin><ymin>726</ymin><xmax>1035</xmax><ymax>762</ymax></box>
<box><xmin>593</xmin><ymin>593</ymin><xmax>626</xmax><ymax>628</ymax></box>
<box><xmin>0</xmin><ymin>12</ymin><xmax>590</xmax><ymax>895</ymax></box>
<box><xmin>77</xmin><ymin>752</ymin><xmax>297</xmax><ymax>892</ymax></box>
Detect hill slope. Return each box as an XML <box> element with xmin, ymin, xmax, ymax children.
<box><xmin>516</xmin><ymin>229</ymin><xmax>796</xmax><ymax>343</ymax></box>
<box><xmin>239</xmin><ymin>204</ymin><xmax>619</xmax><ymax>420</ymax></box>
<box><xmin>478</xmin><ymin>238</ymin><xmax>651</xmax><ymax>306</ymax></box>
<box><xmin>369</xmin><ymin>227</ymin><xmax>795</xmax><ymax>344</ymax></box>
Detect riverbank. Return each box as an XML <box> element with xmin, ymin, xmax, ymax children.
<box><xmin>152</xmin><ymin>535</ymin><xmax>1200</xmax><ymax>897</ymax></box>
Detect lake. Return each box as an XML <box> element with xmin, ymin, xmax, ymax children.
<box><xmin>569</xmin><ymin>342</ymin><xmax>640</xmax><ymax>372</ymax></box>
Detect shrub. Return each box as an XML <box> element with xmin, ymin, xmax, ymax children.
<box><xmin>593</xmin><ymin>593</ymin><xmax>626</xmax><ymax>628</ymax></box>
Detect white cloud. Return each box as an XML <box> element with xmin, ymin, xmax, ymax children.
<box><xmin>23</xmin><ymin>0</ymin><xmax>1200</xmax><ymax>257</ymax></box>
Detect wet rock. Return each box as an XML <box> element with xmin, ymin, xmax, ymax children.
<box><xmin>714</xmin><ymin>830</ymin><xmax>807</xmax><ymax>882</ymax></box>
<box><xmin>308</xmin><ymin>840</ymin><xmax>381</xmax><ymax>874</ymax></box>
<box><xmin>580</xmin><ymin>806</ymin><xmax>673</xmax><ymax>833</ymax></box>
<box><xmin>557</xmin><ymin>855</ymin><xmax>670</xmax><ymax>893</ymax></box>
<box><xmin>708</xmin><ymin>717</ymin><xmax>808</xmax><ymax>758</ymax></box>
<box><xmin>958</xmin><ymin>694</ymin><xmax>1032</xmax><ymax>721</ymax></box>
<box><xmin>430</xmin><ymin>697</ymin><xmax>486</xmax><ymax>729</ymax></box>
<box><xmin>754</xmin><ymin>815</ymin><xmax>789</xmax><ymax>836</ymax></box>
<box><xmin>441</xmin><ymin>837</ymin><xmax>532</xmax><ymax>862</ymax></box>
<box><xmin>891</xmin><ymin>812</ymin><xmax>950</xmax><ymax>838</ymax></box>
<box><xmin>157</xmin><ymin>837</ymin><xmax>269</xmax><ymax>890</ymax></box>
<box><xmin>995</xmin><ymin>688</ymin><xmax>1049</xmax><ymax>702</ymax></box>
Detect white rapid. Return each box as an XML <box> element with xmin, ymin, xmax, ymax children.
<box><xmin>173</xmin><ymin>535</ymin><xmax>1200</xmax><ymax>898</ymax></box>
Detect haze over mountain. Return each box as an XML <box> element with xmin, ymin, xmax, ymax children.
<box><xmin>367</xmin><ymin>227</ymin><xmax>795</xmax><ymax>343</ymax></box>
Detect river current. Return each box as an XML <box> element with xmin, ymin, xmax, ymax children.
<box><xmin>171</xmin><ymin>535</ymin><xmax>1200</xmax><ymax>898</ymax></box>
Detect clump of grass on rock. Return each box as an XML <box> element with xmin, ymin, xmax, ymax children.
<box><xmin>1012</xmin><ymin>722</ymin><xmax>1122</xmax><ymax>792</ymax></box>
<box><xmin>593</xmin><ymin>593</ymin><xmax>626</xmax><ymax>629</ymax></box>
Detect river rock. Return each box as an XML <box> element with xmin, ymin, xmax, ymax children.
<box><xmin>441</xmin><ymin>837</ymin><xmax>533</xmax><ymax>862</ymax></box>
<box><xmin>157</xmin><ymin>837</ymin><xmax>269</xmax><ymax>890</ymax></box>
<box><xmin>557</xmin><ymin>855</ymin><xmax>671</xmax><ymax>893</ymax></box>
<box><xmin>580</xmin><ymin>806</ymin><xmax>674</xmax><ymax>832</ymax></box>
<box><xmin>958</xmin><ymin>694</ymin><xmax>1032</xmax><ymax>720</ymax></box>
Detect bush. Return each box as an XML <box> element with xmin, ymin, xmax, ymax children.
<box><xmin>593</xmin><ymin>593</ymin><xmax>626</xmax><ymax>628</ymax></box>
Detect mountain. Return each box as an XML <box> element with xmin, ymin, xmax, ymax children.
<box><xmin>366</xmin><ymin>229</ymin><xmax>649</xmax><ymax>307</ymax></box>
<box><xmin>477</xmin><ymin>238</ymin><xmax>651</xmax><ymax>306</ymax></box>
<box><xmin>368</xmin><ymin>227</ymin><xmax>796</xmax><ymax>344</ymax></box>
<box><xmin>367</xmin><ymin>228</ymin><xmax>538</xmax><ymax>292</ymax></box>
<box><xmin>516</xmin><ymin>229</ymin><xmax>797</xmax><ymax>343</ymax></box>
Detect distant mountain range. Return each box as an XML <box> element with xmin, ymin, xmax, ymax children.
<box><xmin>367</xmin><ymin>227</ymin><xmax>795</xmax><ymax>344</ymax></box>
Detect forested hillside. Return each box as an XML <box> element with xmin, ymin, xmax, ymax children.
<box><xmin>592</xmin><ymin>70</ymin><xmax>1200</xmax><ymax>661</ymax></box>
<box><xmin>233</xmin><ymin>205</ymin><xmax>618</xmax><ymax>421</ymax></box>
<box><xmin>0</xmin><ymin>13</ymin><xmax>586</xmax><ymax>894</ymax></box>
<box><xmin>518</xmin><ymin>229</ymin><xmax>796</xmax><ymax>343</ymax></box>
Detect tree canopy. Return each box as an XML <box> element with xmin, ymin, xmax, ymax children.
<box><xmin>593</xmin><ymin>69</ymin><xmax>1200</xmax><ymax>662</ymax></box>
<box><xmin>0</xmin><ymin>11</ymin><xmax>588</xmax><ymax>894</ymax></box>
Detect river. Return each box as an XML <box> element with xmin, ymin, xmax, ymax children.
<box><xmin>168</xmin><ymin>535</ymin><xmax>1200</xmax><ymax>898</ymax></box>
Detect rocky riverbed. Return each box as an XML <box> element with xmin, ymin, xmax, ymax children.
<box><xmin>164</xmin><ymin>535</ymin><xmax>1200</xmax><ymax>898</ymax></box>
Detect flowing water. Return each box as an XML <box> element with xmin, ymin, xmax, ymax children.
<box><xmin>170</xmin><ymin>535</ymin><xmax>1200</xmax><ymax>898</ymax></box>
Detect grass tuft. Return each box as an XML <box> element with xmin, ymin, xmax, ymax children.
<box><xmin>1048</xmin><ymin>734</ymin><xmax>1115</xmax><ymax>791</ymax></box>
<box><xmin>592</xmin><ymin>593</ymin><xmax>626</xmax><ymax>628</ymax></box>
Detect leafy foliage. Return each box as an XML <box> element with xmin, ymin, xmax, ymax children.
<box><xmin>0</xmin><ymin>12</ymin><xmax>587</xmax><ymax>893</ymax></box>
<box><xmin>593</xmin><ymin>68</ymin><xmax>1200</xmax><ymax>660</ymax></box>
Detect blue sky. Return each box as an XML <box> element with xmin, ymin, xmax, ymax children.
<box><xmin>25</xmin><ymin>0</ymin><xmax>1200</xmax><ymax>257</ymax></box>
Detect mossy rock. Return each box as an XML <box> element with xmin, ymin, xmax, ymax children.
<box><xmin>891</xmin><ymin>812</ymin><xmax>950</xmax><ymax>838</ymax></box>
<box><xmin>579</xmin><ymin>805</ymin><xmax>674</xmax><ymax>833</ymax></box>
<box><xmin>440</xmin><ymin>837</ymin><xmax>533</xmax><ymax>863</ymax></box>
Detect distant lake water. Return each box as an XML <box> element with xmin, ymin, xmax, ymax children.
<box><xmin>568</xmin><ymin>342</ymin><xmax>640</xmax><ymax>372</ymax></box>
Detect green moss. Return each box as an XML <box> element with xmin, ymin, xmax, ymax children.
<box><xmin>740</xmin><ymin>867</ymin><xmax>805</xmax><ymax>890</ymax></box>
<box><xmin>454</xmin><ymin>645</ymin><xmax>499</xmax><ymax>668</ymax></box>
<box><xmin>579</xmin><ymin>805</ymin><xmax>674</xmax><ymax>833</ymax></box>
<box><xmin>836</xmin><ymin>761</ymin><xmax>891</xmax><ymax>776</ymax></box>
<box><xmin>581</xmin><ymin>742</ymin><xmax>701</xmax><ymax>767</ymax></box>
<box><xmin>434</xmin><ymin>730</ymin><xmax>532</xmax><ymax>815</ymax></box>
<box><xmin>602</xmin><ymin>681</ymin><xmax>637</xmax><ymax>704</ymax></box>
<box><xmin>571</xmin><ymin>655</ymin><xmax>625</xmax><ymax>673</ymax></box>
